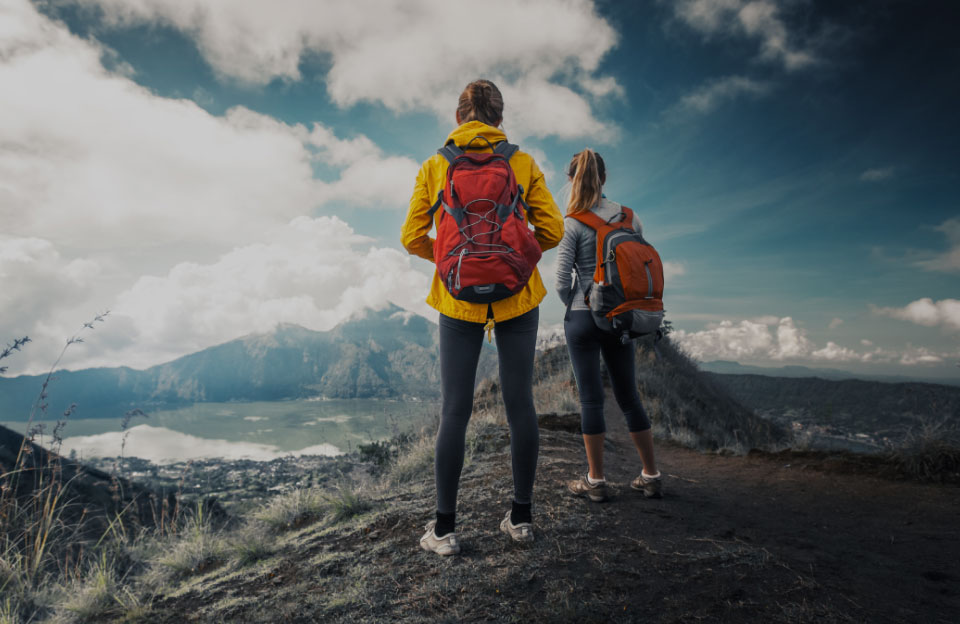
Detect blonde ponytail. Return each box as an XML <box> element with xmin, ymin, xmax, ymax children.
<box><xmin>566</xmin><ymin>149</ymin><xmax>606</xmax><ymax>215</ymax></box>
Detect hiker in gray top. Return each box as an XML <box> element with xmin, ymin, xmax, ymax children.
<box><xmin>555</xmin><ymin>148</ymin><xmax>663</xmax><ymax>502</ymax></box>
<box><xmin>555</xmin><ymin>197</ymin><xmax>643</xmax><ymax>312</ymax></box>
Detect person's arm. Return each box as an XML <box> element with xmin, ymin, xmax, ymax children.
<box><xmin>523</xmin><ymin>159</ymin><xmax>564</xmax><ymax>252</ymax></box>
<box><xmin>555</xmin><ymin>218</ymin><xmax>579</xmax><ymax>305</ymax></box>
<box><xmin>632</xmin><ymin>212</ymin><xmax>644</xmax><ymax>237</ymax></box>
<box><xmin>401</xmin><ymin>162</ymin><xmax>435</xmax><ymax>262</ymax></box>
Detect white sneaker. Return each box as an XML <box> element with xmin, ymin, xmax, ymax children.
<box><xmin>420</xmin><ymin>520</ymin><xmax>460</xmax><ymax>556</ymax></box>
<box><xmin>499</xmin><ymin>511</ymin><xmax>534</xmax><ymax>543</ymax></box>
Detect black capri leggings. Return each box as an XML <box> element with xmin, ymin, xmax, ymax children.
<box><xmin>435</xmin><ymin>307</ymin><xmax>539</xmax><ymax>514</ymax></box>
<box><xmin>564</xmin><ymin>310</ymin><xmax>651</xmax><ymax>435</ymax></box>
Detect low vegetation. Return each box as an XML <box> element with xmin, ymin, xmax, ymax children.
<box><xmin>1</xmin><ymin>325</ymin><xmax>957</xmax><ymax>621</ymax></box>
<box><xmin>884</xmin><ymin>417</ymin><xmax>960</xmax><ymax>482</ymax></box>
<box><xmin>476</xmin><ymin>336</ymin><xmax>790</xmax><ymax>454</ymax></box>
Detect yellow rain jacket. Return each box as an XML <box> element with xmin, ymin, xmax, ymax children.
<box><xmin>402</xmin><ymin>121</ymin><xmax>564</xmax><ymax>324</ymax></box>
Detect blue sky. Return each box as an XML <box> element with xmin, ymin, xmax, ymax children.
<box><xmin>1</xmin><ymin>0</ymin><xmax>957</xmax><ymax>379</ymax></box>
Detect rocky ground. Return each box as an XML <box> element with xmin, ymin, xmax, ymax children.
<box><xmin>124</xmin><ymin>393</ymin><xmax>960</xmax><ymax>623</ymax></box>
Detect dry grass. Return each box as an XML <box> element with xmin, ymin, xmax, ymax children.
<box><xmin>388</xmin><ymin>434</ymin><xmax>435</xmax><ymax>485</ymax></box>
<box><xmin>634</xmin><ymin>338</ymin><xmax>790</xmax><ymax>453</ymax></box>
<box><xmin>325</xmin><ymin>484</ymin><xmax>372</xmax><ymax>523</ymax></box>
<box><xmin>885</xmin><ymin>418</ymin><xmax>960</xmax><ymax>481</ymax></box>
<box><xmin>252</xmin><ymin>488</ymin><xmax>327</xmax><ymax>532</ymax></box>
<box><xmin>226</xmin><ymin>524</ymin><xmax>276</xmax><ymax>567</ymax></box>
<box><xmin>147</xmin><ymin>503</ymin><xmax>227</xmax><ymax>585</ymax></box>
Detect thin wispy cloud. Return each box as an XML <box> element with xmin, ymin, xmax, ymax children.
<box><xmin>860</xmin><ymin>166</ymin><xmax>895</xmax><ymax>182</ymax></box>
<box><xmin>669</xmin><ymin>0</ymin><xmax>821</xmax><ymax>71</ymax></box>
<box><xmin>673</xmin><ymin>75</ymin><xmax>771</xmax><ymax>116</ymax></box>
<box><xmin>916</xmin><ymin>218</ymin><xmax>960</xmax><ymax>273</ymax></box>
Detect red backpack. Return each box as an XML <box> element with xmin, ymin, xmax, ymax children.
<box><xmin>428</xmin><ymin>137</ymin><xmax>542</xmax><ymax>303</ymax></box>
<box><xmin>569</xmin><ymin>207</ymin><xmax>665</xmax><ymax>343</ymax></box>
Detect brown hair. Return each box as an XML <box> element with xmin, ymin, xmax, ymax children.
<box><xmin>566</xmin><ymin>149</ymin><xmax>606</xmax><ymax>215</ymax></box>
<box><xmin>456</xmin><ymin>79</ymin><xmax>504</xmax><ymax>127</ymax></box>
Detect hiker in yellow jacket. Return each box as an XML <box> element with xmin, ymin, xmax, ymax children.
<box><xmin>402</xmin><ymin>79</ymin><xmax>563</xmax><ymax>555</ymax></box>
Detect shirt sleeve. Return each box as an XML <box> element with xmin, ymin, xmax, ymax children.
<box><xmin>400</xmin><ymin>162</ymin><xmax>435</xmax><ymax>262</ymax></box>
<box><xmin>524</xmin><ymin>159</ymin><xmax>564</xmax><ymax>252</ymax></box>
<box><xmin>632</xmin><ymin>212</ymin><xmax>644</xmax><ymax>237</ymax></box>
<box><xmin>555</xmin><ymin>217</ymin><xmax>579</xmax><ymax>305</ymax></box>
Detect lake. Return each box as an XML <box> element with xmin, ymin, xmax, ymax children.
<box><xmin>2</xmin><ymin>398</ymin><xmax>437</xmax><ymax>464</ymax></box>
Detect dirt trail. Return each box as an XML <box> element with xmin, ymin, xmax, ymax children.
<box><xmin>138</xmin><ymin>394</ymin><xmax>960</xmax><ymax>623</ymax></box>
<box><xmin>577</xmin><ymin>396</ymin><xmax>960</xmax><ymax>623</ymax></box>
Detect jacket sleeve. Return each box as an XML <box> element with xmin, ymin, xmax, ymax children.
<box><xmin>401</xmin><ymin>162</ymin><xmax>435</xmax><ymax>262</ymax></box>
<box><xmin>555</xmin><ymin>217</ymin><xmax>579</xmax><ymax>305</ymax></box>
<box><xmin>523</xmin><ymin>159</ymin><xmax>564</xmax><ymax>252</ymax></box>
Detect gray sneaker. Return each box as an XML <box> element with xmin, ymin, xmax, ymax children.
<box><xmin>566</xmin><ymin>474</ymin><xmax>609</xmax><ymax>502</ymax></box>
<box><xmin>419</xmin><ymin>520</ymin><xmax>460</xmax><ymax>556</ymax></box>
<box><xmin>499</xmin><ymin>512</ymin><xmax>534</xmax><ymax>543</ymax></box>
<box><xmin>630</xmin><ymin>472</ymin><xmax>663</xmax><ymax>498</ymax></box>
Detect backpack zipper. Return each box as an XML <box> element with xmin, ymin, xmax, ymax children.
<box><xmin>644</xmin><ymin>260</ymin><xmax>654</xmax><ymax>299</ymax></box>
<box><xmin>454</xmin><ymin>248</ymin><xmax>468</xmax><ymax>291</ymax></box>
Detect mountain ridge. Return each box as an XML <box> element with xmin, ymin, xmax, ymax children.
<box><xmin>701</xmin><ymin>359</ymin><xmax>960</xmax><ymax>386</ymax></box>
<box><xmin>0</xmin><ymin>304</ymin><xmax>493</xmax><ymax>419</ymax></box>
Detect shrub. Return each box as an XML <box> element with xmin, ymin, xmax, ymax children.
<box><xmin>148</xmin><ymin>502</ymin><xmax>226</xmax><ymax>583</ymax></box>
<box><xmin>325</xmin><ymin>485</ymin><xmax>371</xmax><ymax>523</ymax></box>
<box><xmin>252</xmin><ymin>488</ymin><xmax>326</xmax><ymax>532</ymax></box>
<box><xmin>227</xmin><ymin>524</ymin><xmax>276</xmax><ymax>566</ymax></box>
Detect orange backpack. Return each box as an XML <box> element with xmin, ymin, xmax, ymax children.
<box><xmin>569</xmin><ymin>207</ymin><xmax>665</xmax><ymax>343</ymax></box>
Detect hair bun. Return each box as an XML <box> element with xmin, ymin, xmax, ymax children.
<box><xmin>457</xmin><ymin>80</ymin><xmax>504</xmax><ymax>127</ymax></box>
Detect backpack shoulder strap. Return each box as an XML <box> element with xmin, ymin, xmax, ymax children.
<box><xmin>568</xmin><ymin>211</ymin><xmax>611</xmax><ymax>283</ymax></box>
<box><xmin>567</xmin><ymin>210</ymin><xmax>608</xmax><ymax>231</ymax></box>
<box><xmin>619</xmin><ymin>206</ymin><xmax>636</xmax><ymax>230</ymax></box>
<box><xmin>437</xmin><ymin>141</ymin><xmax>464</xmax><ymax>164</ymax></box>
<box><xmin>493</xmin><ymin>141</ymin><xmax>519</xmax><ymax>160</ymax></box>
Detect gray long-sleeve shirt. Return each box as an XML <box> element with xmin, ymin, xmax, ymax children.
<box><xmin>555</xmin><ymin>197</ymin><xmax>643</xmax><ymax>311</ymax></box>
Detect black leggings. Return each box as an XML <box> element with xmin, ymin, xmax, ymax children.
<box><xmin>435</xmin><ymin>308</ymin><xmax>539</xmax><ymax>514</ymax></box>
<box><xmin>564</xmin><ymin>310</ymin><xmax>651</xmax><ymax>435</ymax></box>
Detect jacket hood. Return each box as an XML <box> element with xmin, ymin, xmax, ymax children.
<box><xmin>444</xmin><ymin>121</ymin><xmax>507</xmax><ymax>149</ymax></box>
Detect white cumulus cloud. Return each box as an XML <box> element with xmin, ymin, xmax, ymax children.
<box><xmin>672</xmin><ymin>314</ymin><xmax>954</xmax><ymax>366</ymax></box>
<box><xmin>872</xmin><ymin>298</ymin><xmax>960</xmax><ymax>332</ymax></box>
<box><xmin>62</xmin><ymin>0</ymin><xmax>622</xmax><ymax>141</ymax></box>
<box><xmin>0</xmin><ymin>1</ymin><xmax>427</xmax><ymax>374</ymax></box>
<box><xmin>73</xmin><ymin>216</ymin><xmax>433</xmax><ymax>371</ymax></box>
<box><xmin>810</xmin><ymin>341</ymin><xmax>859</xmax><ymax>362</ymax></box>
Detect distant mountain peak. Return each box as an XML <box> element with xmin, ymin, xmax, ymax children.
<box><xmin>341</xmin><ymin>302</ymin><xmax>410</xmax><ymax>323</ymax></box>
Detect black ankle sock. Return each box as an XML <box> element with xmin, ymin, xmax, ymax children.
<box><xmin>511</xmin><ymin>501</ymin><xmax>532</xmax><ymax>525</ymax></box>
<box><xmin>435</xmin><ymin>511</ymin><xmax>455</xmax><ymax>537</ymax></box>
